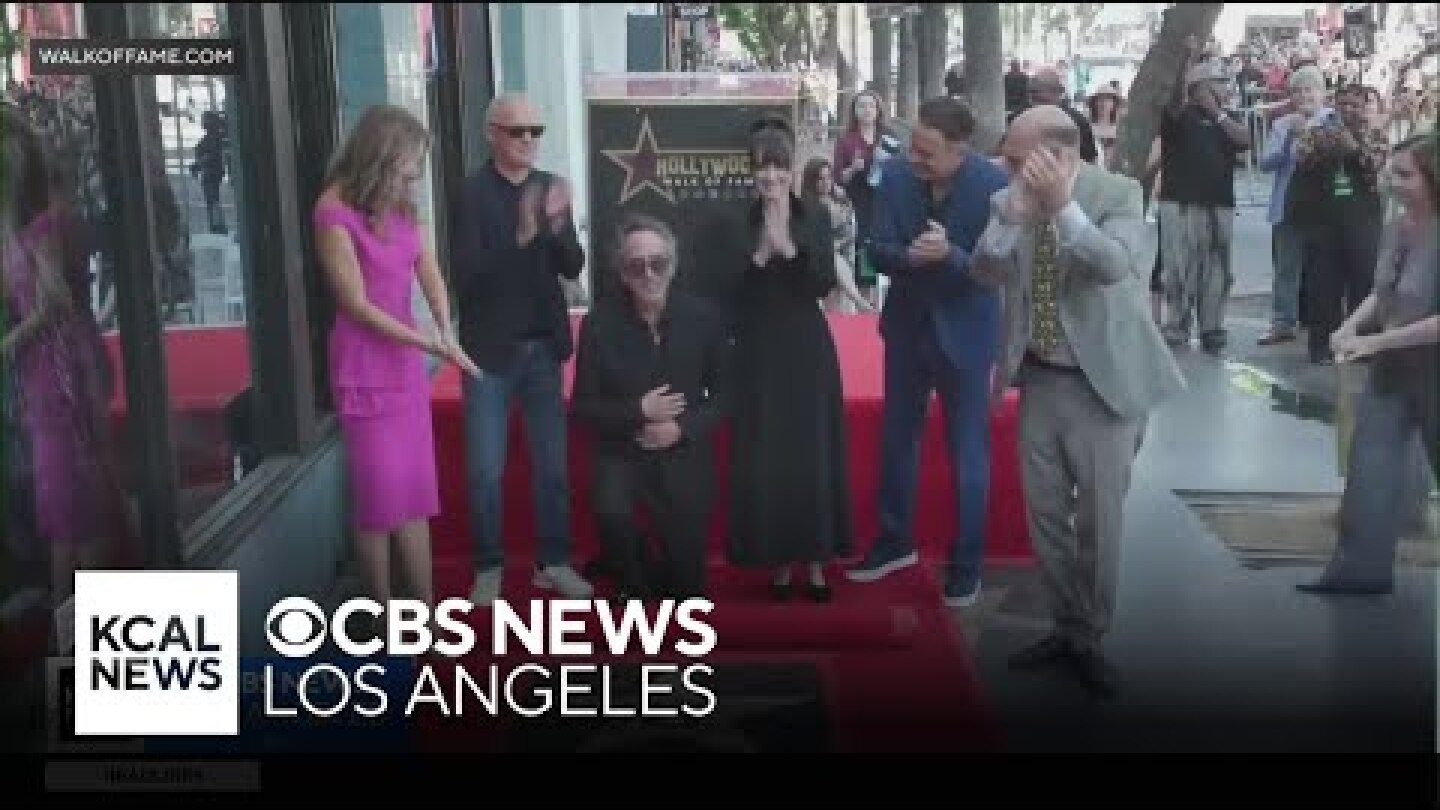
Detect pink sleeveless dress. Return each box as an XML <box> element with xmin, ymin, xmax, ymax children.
<box><xmin>313</xmin><ymin>202</ymin><xmax>439</xmax><ymax>533</ymax></box>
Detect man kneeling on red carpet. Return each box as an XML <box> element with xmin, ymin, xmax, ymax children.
<box><xmin>571</xmin><ymin>214</ymin><xmax>733</xmax><ymax>600</ymax></box>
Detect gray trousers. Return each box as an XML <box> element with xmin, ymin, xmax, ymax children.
<box><xmin>1158</xmin><ymin>201</ymin><xmax>1234</xmax><ymax>341</ymax></box>
<box><xmin>1328</xmin><ymin>385</ymin><xmax>1437</xmax><ymax>585</ymax></box>
<box><xmin>1018</xmin><ymin>363</ymin><xmax>1145</xmax><ymax>652</ymax></box>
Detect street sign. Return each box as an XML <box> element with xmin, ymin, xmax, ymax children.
<box><xmin>1343</xmin><ymin>7</ymin><xmax>1374</xmax><ymax>59</ymax></box>
<box><xmin>671</xmin><ymin>3</ymin><xmax>714</xmax><ymax>21</ymax></box>
<box><xmin>867</xmin><ymin>3</ymin><xmax>922</xmax><ymax>18</ymax></box>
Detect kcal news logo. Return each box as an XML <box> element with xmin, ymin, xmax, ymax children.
<box><xmin>74</xmin><ymin>571</ymin><xmax>239</xmax><ymax>736</ymax></box>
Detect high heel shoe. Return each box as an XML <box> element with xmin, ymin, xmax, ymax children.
<box><xmin>769</xmin><ymin>573</ymin><xmax>793</xmax><ymax>602</ymax></box>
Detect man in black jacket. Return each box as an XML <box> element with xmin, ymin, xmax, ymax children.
<box><xmin>1004</xmin><ymin>60</ymin><xmax>1030</xmax><ymax>119</ymax></box>
<box><xmin>572</xmin><ymin>214</ymin><xmax>731</xmax><ymax>598</ymax></box>
<box><xmin>450</xmin><ymin>94</ymin><xmax>592</xmax><ymax>605</ymax></box>
<box><xmin>1022</xmin><ymin>69</ymin><xmax>1098</xmax><ymax>163</ymax></box>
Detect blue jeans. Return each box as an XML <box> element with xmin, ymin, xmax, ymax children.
<box><xmin>462</xmin><ymin>341</ymin><xmax>572</xmax><ymax>571</ymax></box>
<box><xmin>876</xmin><ymin>329</ymin><xmax>992</xmax><ymax>581</ymax></box>
<box><xmin>1270</xmin><ymin>220</ymin><xmax>1303</xmax><ymax>329</ymax></box>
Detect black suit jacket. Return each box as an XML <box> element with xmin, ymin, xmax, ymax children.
<box><xmin>450</xmin><ymin>165</ymin><xmax>584</xmax><ymax>373</ymax></box>
<box><xmin>571</xmin><ymin>291</ymin><xmax>732</xmax><ymax>465</ymax></box>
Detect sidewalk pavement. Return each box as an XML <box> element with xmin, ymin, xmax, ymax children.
<box><xmin>959</xmin><ymin>181</ymin><xmax>1436</xmax><ymax>752</ymax></box>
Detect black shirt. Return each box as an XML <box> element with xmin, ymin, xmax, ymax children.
<box><xmin>1004</xmin><ymin>70</ymin><xmax>1030</xmax><ymax>114</ymax></box>
<box><xmin>1158</xmin><ymin>104</ymin><xmax>1246</xmax><ymax>207</ymax></box>
<box><xmin>1063</xmin><ymin>102</ymin><xmax>1100</xmax><ymax>164</ymax></box>
<box><xmin>572</xmin><ymin>290</ymin><xmax>732</xmax><ymax>460</ymax></box>
<box><xmin>451</xmin><ymin>162</ymin><xmax>585</xmax><ymax>373</ymax></box>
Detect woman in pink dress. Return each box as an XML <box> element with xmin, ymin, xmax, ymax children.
<box><xmin>2</xmin><ymin>103</ymin><xmax>134</xmax><ymax>634</ymax></box>
<box><xmin>314</xmin><ymin>105</ymin><xmax>480</xmax><ymax>611</ymax></box>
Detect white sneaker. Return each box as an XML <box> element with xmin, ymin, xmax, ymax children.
<box><xmin>532</xmin><ymin>565</ymin><xmax>594</xmax><ymax>599</ymax></box>
<box><xmin>470</xmin><ymin>569</ymin><xmax>503</xmax><ymax>606</ymax></box>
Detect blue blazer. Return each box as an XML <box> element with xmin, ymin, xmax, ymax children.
<box><xmin>870</xmin><ymin>154</ymin><xmax>1009</xmax><ymax>374</ymax></box>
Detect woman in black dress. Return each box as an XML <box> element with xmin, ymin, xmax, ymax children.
<box><xmin>727</xmin><ymin>117</ymin><xmax>853</xmax><ymax>602</ymax></box>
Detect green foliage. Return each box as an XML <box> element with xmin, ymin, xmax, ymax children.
<box><xmin>0</xmin><ymin>15</ymin><xmax>23</xmax><ymax>61</ymax></box>
<box><xmin>717</xmin><ymin>3</ymin><xmax>818</xmax><ymax>69</ymax></box>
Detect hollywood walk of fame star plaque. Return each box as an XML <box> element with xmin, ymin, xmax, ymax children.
<box><xmin>586</xmin><ymin>73</ymin><xmax>799</xmax><ymax>320</ymax></box>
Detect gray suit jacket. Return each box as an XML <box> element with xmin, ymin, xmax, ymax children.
<box><xmin>972</xmin><ymin>164</ymin><xmax>1185</xmax><ymax>421</ymax></box>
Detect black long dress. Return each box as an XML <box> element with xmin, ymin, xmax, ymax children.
<box><xmin>727</xmin><ymin>195</ymin><xmax>854</xmax><ymax>568</ymax></box>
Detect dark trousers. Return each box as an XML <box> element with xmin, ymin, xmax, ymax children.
<box><xmin>592</xmin><ymin>452</ymin><xmax>712</xmax><ymax>598</ymax></box>
<box><xmin>876</xmin><ymin>328</ymin><xmax>992</xmax><ymax>579</ymax></box>
<box><xmin>1300</xmin><ymin>205</ymin><xmax>1380</xmax><ymax>352</ymax></box>
<box><xmin>1328</xmin><ymin>382</ymin><xmax>1438</xmax><ymax>585</ymax></box>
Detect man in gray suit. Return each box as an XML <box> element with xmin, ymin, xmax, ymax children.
<box><xmin>972</xmin><ymin>106</ymin><xmax>1186</xmax><ymax>698</ymax></box>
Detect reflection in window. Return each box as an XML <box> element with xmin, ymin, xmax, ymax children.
<box><xmin>2</xmin><ymin>4</ymin><xmax>137</xmax><ymax>650</ymax></box>
<box><xmin>133</xmin><ymin>2</ymin><xmax>258</xmax><ymax>530</ymax></box>
<box><xmin>335</xmin><ymin>3</ymin><xmax>438</xmax><ymax>336</ymax></box>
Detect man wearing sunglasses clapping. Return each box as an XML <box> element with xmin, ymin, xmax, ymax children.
<box><xmin>451</xmin><ymin>94</ymin><xmax>593</xmax><ymax>605</ymax></box>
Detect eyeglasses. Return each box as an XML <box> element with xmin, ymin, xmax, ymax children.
<box><xmin>622</xmin><ymin>255</ymin><xmax>673</xmax><ymax>279</ymax></box>
<box><xmin>495</xmin><ymin>124</ymin><xmax>545</xmax><ymax>140</ymax></box>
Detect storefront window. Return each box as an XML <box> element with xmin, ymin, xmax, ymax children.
<box><xmin>130</xmin><ymin>2</ymin><xmax>258</xmax><ymax>528</ymax></box>
<box><xmin>334</xmin><ymin>2</ymin><xmax>439</xmax><ymax>336</ymax></box>
<box><xmin>1</xmin><ymin>2</ymin><xmax>136</xmax><ymax>648</ymax></box>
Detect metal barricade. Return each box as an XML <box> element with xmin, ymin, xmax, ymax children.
<box><xmin>1233</xmin><ymin>103</ymin><xmax>1276</xmax><ymax>209</ymax></box>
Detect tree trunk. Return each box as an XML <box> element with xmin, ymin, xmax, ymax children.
<box><xmin>918</xmin><ymin>4</ymin><xmax>948</xmax><ymax>101</ymax></box>
<box><xmin>962</xmin><ymin>3</ymin><xmax>1005</xmax><ymax>154</ymax></box>
<box><xmin>1112</xmin><ymin>3</ymin><xmax>1224</xmax><ymax>179</ymax></box>
<box><xmin>897</xmin><ymin>15</ymin><xmax>919</xmax><ymax>120</ymax></box>
<box><xmin>819</xmin><ymin>3</ymin><xmax>839</xmax><ymax>69</ymax></box>
<box><xmin>834</xmin><ymin>4</ymin><xmax>855</xmax><ymax>130</ymax></box>
<box><xmin>870</xmin><ymin>14</ymin><xmax>894</xmax><ymax>115</ymax></box>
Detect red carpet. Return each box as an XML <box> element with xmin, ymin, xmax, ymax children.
<box><xmin>420</xmin><ymin>556</ymin><xmax>1001</xmax><ymax>752</ymax></box>
<box><xmin>103</xmin><ymin>327</ymin><xmax>252</xmax><ymax>487</ymax></box>
<box><xmin>429</xmin><ymin>312</ymin><xmax>1031</xmax><ymax>569</ymax></box>
<box><xmin>426</xmin><ymin>312</ymin><xmax>1028</xmax><ymax>752</ymax></box>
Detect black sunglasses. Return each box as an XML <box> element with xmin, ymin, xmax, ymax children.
<box><xmin>496</xmin><ymin>124</ymin><xmax>545</xmax><ymax>139</ymax></box>
<box><xmin>622</xmin><ymin>255</ymin><xmax>673</xmax><ymax>278</ymax></box>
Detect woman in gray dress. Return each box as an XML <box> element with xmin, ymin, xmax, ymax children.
<box><xmin>1299</xmin><ymin>132</ymin><xmax>1438</xmax><ymax>596</ymax></box>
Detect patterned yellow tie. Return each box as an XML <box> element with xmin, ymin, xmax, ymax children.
<box><xmin>1031</xmin><ymin>221</ymin><xmax>1061</xmax><ymax>358</ymax></box>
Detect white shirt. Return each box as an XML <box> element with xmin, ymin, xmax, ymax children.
<box><xmin>980</xmin><ymin>199</ymin><xmax>1091</xmax><ymax>258</ymax></box>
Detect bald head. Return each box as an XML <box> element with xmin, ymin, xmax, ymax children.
<box><xmin>486</xmin><ymin>94</ymin><xmax>544</xmax><ymax>172</ymax></box>
<box><xmin>1029</xmin><ymin>68</ymin><xmax>1066</xmax><ymax>105</ymax></box>
<box><xmin>486</xmin><ymin>94</ymin><xmax>539</xmax><ymax>127</ymax></box>
<box><xmin>999</xmin><ymin>105</ymin><xmax>1080</xmax><ymax>176</ymax></box>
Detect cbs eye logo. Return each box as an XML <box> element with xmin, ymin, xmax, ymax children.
<box><xmin>265</xmin><ymin>597</ymin><xmax>327</xmax><ymax>657</ymax></box>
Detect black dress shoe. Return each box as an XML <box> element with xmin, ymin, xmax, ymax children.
<box><xmin>769</xmin><ymin>578</ymin><xmax>793</xmax><ymax>602</ymax></box>
<box><xmin>583</xmin><ymin>557</ymin><xmax>613</xmax><ymax>582</ymax></box>
<box><xmin>805</xmin><ymin>580</ymin><xmax>833</xmax><ymax>603</ymax></box>
<box><xmin>1007</xmin><ymin>635</ymin><xmax>1074</xmax><ymax>670</ymax></box>
<box><xmin>1296</xmin><ymin>577</ymin><xmax>1393</xmax><ymax>596</ymax></box>
<box><xmin>1070</xmin><ymin>649</ymin><xmax>1121</xmax><ymax>700</ymax></box>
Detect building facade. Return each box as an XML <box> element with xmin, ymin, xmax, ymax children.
<box><xmin>1</xmin><ymin>2</ymin><xmax>645</xmax><ymax>700</ymax></box>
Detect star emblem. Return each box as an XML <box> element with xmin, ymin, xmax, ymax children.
<box><xmin>602</xmin><ymin>116</ymin><xmax>675</xmax><ymax>205</ymax></box>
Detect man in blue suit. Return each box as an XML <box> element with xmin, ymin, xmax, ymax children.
<box><xmin>846</xmin><ymin>97</ymin><xmax>1010</xmax><ymax>606</ymax></box>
